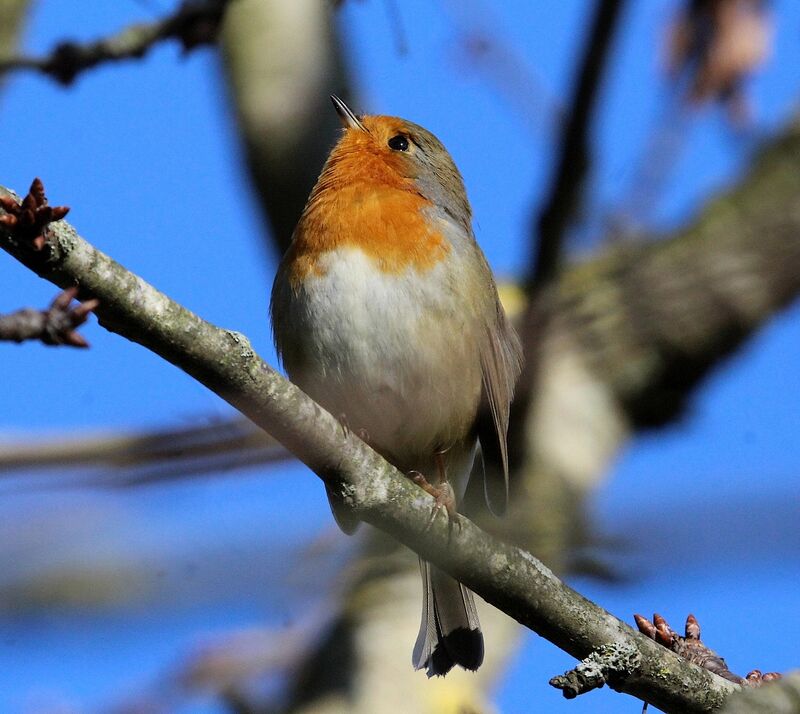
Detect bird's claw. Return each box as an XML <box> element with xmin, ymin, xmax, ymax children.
<box><xmin>425</xmin><ymin>481</ymin><xmax>460</xmax><ymax>535</ymax></box>
<box><xmin>407</xmin><ymin>470</ymin><xmax>459</xmax><ymax>534</ymax></box>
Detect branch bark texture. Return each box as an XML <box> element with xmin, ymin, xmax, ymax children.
<box><xmin>721</xmin><ymin>673</ymin><xmax>800</xmax><ymax>714</ymax></box>
<box><xmin>543</xmin><ymin>120</ymin><xmax>800</xmax><ymax>429</ymax></box>
<box><xmin>0</xmin><ymin>188</ymin><xmax>738</xmax><ymax>713</ymax></box>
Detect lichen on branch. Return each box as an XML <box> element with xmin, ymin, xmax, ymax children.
<box><xmin>0</xmin><ymin>180</ymin><xmax>739</xmax><ymax>713</ymax></box>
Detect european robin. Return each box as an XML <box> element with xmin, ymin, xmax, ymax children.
<box><xmin>271</xmin><ymin>96</ymin><xmax>522</xmax><ymax>676</ymax></box>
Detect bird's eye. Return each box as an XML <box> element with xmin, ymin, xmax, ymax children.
<box><xmin>388</xmin><ymin>134</ymin><xmax>409</xmax><ymax>151</ymax></box>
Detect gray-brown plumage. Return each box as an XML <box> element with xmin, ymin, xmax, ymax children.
<box><xmin>271</xmin><ymin>96</ymin><xmax>522</xmax><ymax>676</ymax></box>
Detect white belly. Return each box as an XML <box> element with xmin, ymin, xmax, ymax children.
<box><xmin>275</xmin><ymin>247</ymin><xmax>483</xmax><ymax>469</ymax></box>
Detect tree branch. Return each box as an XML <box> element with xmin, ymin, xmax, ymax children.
<box><xmin>4</xmin><ymin>113</ymin><xmax>800</xmax><ymax>526</ymax></box>
<box><xmin>634</xmin><ymin>613</ymin><xmax>782</xmax><ymax>687</ymax></box>
<box><xmin>0</xmin><ymin>287</ymin><xmax>97</xmax><ymax>347</ymax></box>
<box><xmin>0</xmin><ymin>417</ymin><xmax>287</xmax><ymax>487</ymax></box>
<box><xmin>0</xmin><ymin>183</ymin><xmax>738</xmax><ymax>713</ymax></box>
<box><xmin>0</xmin><ymin>0</ymin><xmax>33</xmax><ymax>95</ymax></box>
<box><xmin>721</xmin><ymin>673</ymin><xmax>800</xmax><ymax>714</ymax></box>
<box><xmin>0</xmin><ymin>0</ymin><xmax>232</xmax><ymax>85</ymax></box>
<box><xmin>530</xmin><ymin>0</ymin><xmax>627</xmax><ymax>288</ymax></box>
<box><xmin>220</xmin><ymin>0</ymin><xmax>351</xmax><ymax>254</ymax></box>
<box><xmin>546</xmin><ymin>119</ymin><xmax>800</xmax><ymax>428</ymax></box>
<box><xmin>506</xmin><ymin>0</ymin><xmax>630</xmax><ymax>574</ymax></box>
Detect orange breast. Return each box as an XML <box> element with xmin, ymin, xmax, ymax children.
<box><xmin>286</xmin><ymin>146</ymin><xmax>450</xmax><ymax>286</ymax></box>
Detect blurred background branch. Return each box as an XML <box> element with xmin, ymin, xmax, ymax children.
<box><xmin>1</xmin><ymin>180</ymin><xmax>743</xmax><ymax>714</ymax></box>
<box><xmin>529</xmin><ymin>0</ymin><xmax>627</xmax><ymax>289</ymax></box>
<box><xmin>0</xmin><ymin>0</ymin><xmax>230</xmax><ymax>85</ymax></box>
<box><xmin>0</xmin><ymin>287</ymin><xmax>97</xmax><ymax>347</ymax></box>
<box><xmin>0</xmin><ymin>0</ymin><xmax>32</xmax><ymax>96</ymax></box>
<box><xmin>3</xmin><ymin>108</ymin><xmax>799</xmax><ymax>711</ymax></box>
<box><xmin>220</xmin><ymin>0</ymin><xmax>351</xmax><ymax>255</ymax></box>
<box><xmin>0</xmin><ymin>1</ymin><xmax>797</xmax><ymax>712</ymax></box>
<box><xmin>720</xmin><ymin>672</ymin><xmax>800</xmax><ymax>714</ymax></box>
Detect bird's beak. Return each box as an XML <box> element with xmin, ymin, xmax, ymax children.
<box><xmin>330</xmin><ymin>95</ymin><xmax>367</xmax><ymax>132</ymax></box>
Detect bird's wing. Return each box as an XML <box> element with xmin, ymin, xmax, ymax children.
<box><xmin>478</xmin><ymin>298</ymin><xmax>522</xmax><ymax>515</ymax></box>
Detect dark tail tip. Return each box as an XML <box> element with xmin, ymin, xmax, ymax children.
<box><xmin>427</xmin><ymin>627</ymin><xmax>484</xmax><ymax>677</ymax></box>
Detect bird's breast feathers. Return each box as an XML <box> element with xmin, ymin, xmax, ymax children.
<box><xmin>272</xmin><ymin>242</ymin><xmax>484</xmax><ymax>460</ymax></box>
<box><xmin>284</xmin><ymin>185</ymin><xmax>454</xmax><ymax>284</ymax></box>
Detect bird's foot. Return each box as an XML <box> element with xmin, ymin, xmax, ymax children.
<box><xmin>407</xmin><ymin>471</ymin><xmax>459</xmax><ymax>534</ymax></box>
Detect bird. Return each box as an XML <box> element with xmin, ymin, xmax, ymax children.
<box><xmin>270</xmin><ymin>95</ymin><xmax>522</xmax><ymax>677</ymax></box>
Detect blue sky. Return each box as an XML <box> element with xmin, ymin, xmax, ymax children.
<box><xmin>1</xmin><ymin>1</ymin><xmax>799</xmax><ymax>712</ymax></box>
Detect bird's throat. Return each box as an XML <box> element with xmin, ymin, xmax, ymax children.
<box><xmin>287</xmin><ymin>183</ymin><xmax>450</xmax><ymax>283</ymax></box>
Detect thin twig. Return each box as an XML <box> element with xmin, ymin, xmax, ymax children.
<box><xmin>0</xmin><ymin>0</ymin><xmax>232</xmax><ymax>85</ymax></box>
<box><xmin>508</xmin><ymin>0</ymin><xmax>629</xmax><ymax>503</ymax></box>
<box><xmin>443</xmin><ymin>0</ymin><xmax>563</xmax><ymax>134</ymax></box>
<box><xmin>0</xmin><ymin>287</ymin><xmax>97</xmax><ymax>347</ymax></box>
<box><xmin>0</xmin><ymin>182</ymin><xmax>741</xmax><ymax>713</ymax></box>
<box><xmin>530</xmin><ymin>0</ymin><xmax>628</xmax><ymax>288</ymax></box>
<box><xmin>0</xmin><ymin>417</ymin><xmax>288</xmax><ymax>488</ymax></box>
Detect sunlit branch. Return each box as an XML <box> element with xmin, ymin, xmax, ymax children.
<box><xmin>0</xmin><ymin>181</ymin><xmax>739</xmax><ymax>713</ymax></box>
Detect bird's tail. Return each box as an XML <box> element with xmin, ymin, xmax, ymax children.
<box><xmin>412</xmin><ymin>558</ymin><xmax>484</xmax><ymax>677</ymax></box>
